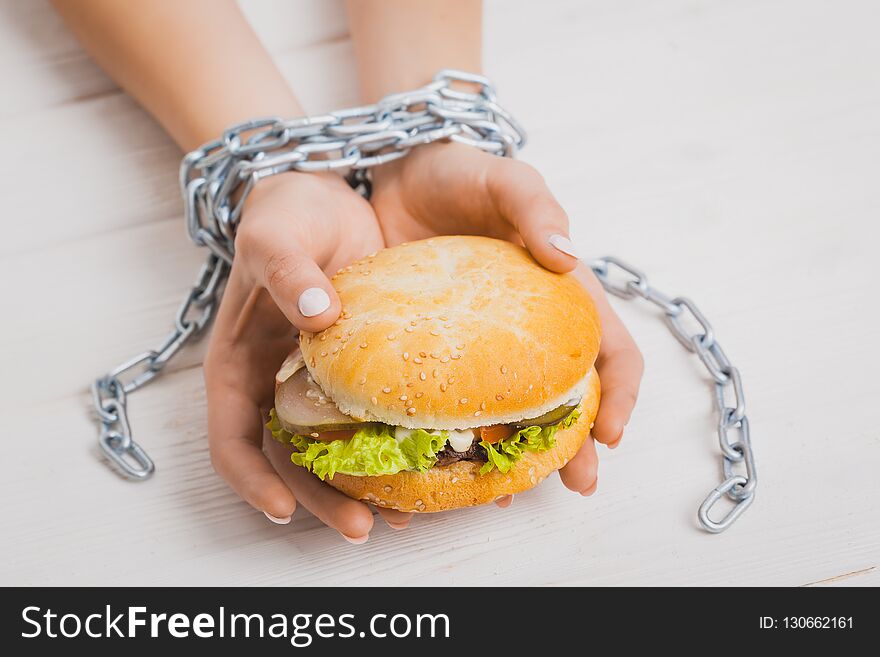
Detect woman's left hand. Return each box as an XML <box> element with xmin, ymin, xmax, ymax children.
<box><xmin>369</xmin><ymin>142</ymin><xmax>644</xmax><ymax>502</ymax></box>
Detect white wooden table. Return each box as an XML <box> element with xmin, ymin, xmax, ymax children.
<box><xmin>2</xmin><ymin>0</ymin><xmax>878</xmax><ymax>586</ymax></box>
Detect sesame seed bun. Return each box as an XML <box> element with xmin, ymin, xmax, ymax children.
<box><xmin>300</xmin><ymin>236</ymin><xmax>601</xmax><ymax>429</ymax></box>
<box><xmin>325</xmin><ymin>366</ymin><xmax>601</xmax><ymax>511</ymax></box>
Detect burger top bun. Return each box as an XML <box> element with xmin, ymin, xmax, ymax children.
<box><xmin>299</xmin><ymin>235</ymin><xmax>601</xmax><ymax>430</ymax></box>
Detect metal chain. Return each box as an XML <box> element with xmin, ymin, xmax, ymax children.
<box><xmin>89</xmin><ymin>69</ymin><xmax>755</xmax><ymax>534</ymax></box>
<box><xmin>590</xmin><ymin>257</ymin><xmax>757</xmax><ymax>533</ymax></box>
<box><xmin>90</xmin><ymin>69</ymin><xmax>525</xmax><ymax>480</ymax></box>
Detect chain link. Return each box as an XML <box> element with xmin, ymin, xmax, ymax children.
<box><xmin>590</xmin><ymin>257</ymin><xmax>757</xmax><ymax>533</ymax></box>
<box><xmin>90</xmin><ymin>70</ymin><xmax>525</xmax><ymax>480</ymax></box>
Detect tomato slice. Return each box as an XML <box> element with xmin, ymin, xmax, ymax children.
<box><xmin>479</xmin><ymin>424</ymin><xmax>514</xmax><ymax>444</ymax></box>
<box><xmin>312</xmin><ymin>429</ymin><xmax>358</xmax><ymax>442</ymax></box>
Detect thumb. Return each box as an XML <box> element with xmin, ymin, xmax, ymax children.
<box><xmin>487</xmin><ymin>158</ymin><xmax>580</xmax><ymax>273</ymax></box>
<box><xmin>260</xmin><ymin>250</ymin><xmax>342</xmax><ymax>333</ymax></box>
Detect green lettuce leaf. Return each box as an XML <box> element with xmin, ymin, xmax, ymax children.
<box><xmin>267</xmin><ymin>406</ymin><xmax>581</xmax><ymax>479</ymax></box>
<box><xmin>267</xmin><ymin>410</ymin><xmax>446</xmax><ymax>480</ymax></box>
<box><xmin>479</xmin><ymin>407</ymin><xmax>581</xmax><ymax>475</ymax></box>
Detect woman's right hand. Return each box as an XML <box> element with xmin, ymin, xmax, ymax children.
<box><xmin>203</xmin><ymin>171</ymin><xmax>414</xmax><ymax>543</ymax></box>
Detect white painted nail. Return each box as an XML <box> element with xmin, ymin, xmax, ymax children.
<box><xmin>548</xmin><ymin>234</ymin><xmax>580</xmax><ymax>259</ymax></box>
<box><xmin>264</xmin><ymin>511</ymin><xmax>291</xmax><ymax>525</ymax></box>
<box><xmin>298</xmin><ymin>287</ymin><xmax>331</xmax><ymax>317</ymax></box>
<box><xmin>342</xmin><ymin>533</ymin><xmax>369</xmax><ymax>545</ymax></box>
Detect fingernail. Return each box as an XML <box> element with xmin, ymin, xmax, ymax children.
<box><xmin>580</xmin><ymin>481</ymin><xmax>598</xmax><ymax>496</ymax></box>
<box><xmin>385</xmin><ymin>521</ymin><xmax>410</xmax><ymax>531</ymax></box>
<box><xmin>263</xmin><ymin>511</ymin><xmax>292</xmax><ymax>525</ymax></box>
<box><xmin>548</xmin><ymin>234</ymin><xmax>580</xmax><ymax>259</ymax></box>
<box><xmin>342</xmin><ymin>533</ymin><xmax>369</xmax><ymax>545</ymax></box>
<box><xmin>298</xmin><ymin>287</ymin><xmax>331</xmax><ymax>317</ymax></box>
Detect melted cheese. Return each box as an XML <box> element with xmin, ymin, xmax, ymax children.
<box><xmin>394</xmin><ymin>426</ymin><xmax>475</xmax><ymax>452</ymax></box>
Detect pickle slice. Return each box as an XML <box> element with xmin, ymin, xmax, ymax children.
<box><xmin>513</xmin><ymin>399</ymin><xmax>581</xmax><ymax>428</ymax></box>
<box><xmin>275</xmin><ymin>365</ymin><xmax>372</xmax><ymax>435</ymax></box>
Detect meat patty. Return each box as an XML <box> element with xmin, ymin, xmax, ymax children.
<box><xmin>434</xmin><ymin>441</ymin><xmax>488</xmax><ymax>467</ymax></box>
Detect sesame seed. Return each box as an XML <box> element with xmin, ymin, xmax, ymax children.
<box><xmin>407</xmin><ymin>407</ymin><xmax>416</xmax><ymax>415</ymax></box>
<box><xmin>440</xmin><ymin>383</ymin><xmax>448</xmax><ymax>392</ymax></box>
<box><xmin>310</xmin><ymin>432</ymin><xmax>319</xmax><ymax>438</ymax></box>
<box><xmin>359</xmin><ymin>377</ymin><xmax>367</xmax><ymax>385</ymax></box>
<box><xmin>348</xmin><ymin>329</ymin><xmax>355</xmax><ymax>336</ymax></box>
<box><xmin>332</xmin><ymin>347</ymin><xmax>339</xmax><ymax>354</ymax></box>
<box><xmin>415</xmin><ymin>499</ymin><xmax>423</xmax><ymax>506</ymax></box>
<box><xmin>451</xmin><ymin>477</ymin><xmax>458</xmax><ymax>483</ymax></box>
<box><xmin>481</xmin><ymin>401</ymin><xmax>487</xmax><ymax>410</ymax></box>
<box><xmin>451</xmin><ymin>354</ymin><xmax>461</xmax><ymax>360</ymax></box>
<box><xmin>405</xmin><ymin>326</ymin><xmax>414</xmax><ymax>333</ymax></box>
<box><xmin>425</xmin><ymin>316</ymin><xmax>432</xmax><ymax>320</ymax></box>
<box><xmin>320</xmin><ymin>351</ymin><xmax>327</xmax><ymax>357</ymax></box>
<box><xmin>382</xmin><ymin>387</ymin><xmax>391</xmax><ymax>393</ymax></box>
<box><xmin>419</xmin><ymin>351</ymin><xmax>427</xmax><ymax>358</ymax></box>
<box><xmin>474</xmin><ymin>411</ymin><xmax>482</xmax><ymax>416</ymax></box>
<box><xmin>383</xmin><ymin>484</ymin><xmax>392</xmax><ymax>492</ymax></box>
<box><xmin>359</xmin><ymin>343</ymin><xmax>368</xmax><ymax>348</ymax></box>
<box><xmin>440</xmin><ymin>356</ymin><xmax>450</xmax><ymax>363</ymax></box>
<box><xmin>456</xmin><ymin>344</ymin><xmax>465</xmax><ymax>350</ymax></box>
<box><xmin>459</xmin><ymin>398</ymin><xmax>468</xmax><ymax>404</ymax></box>
<box><xmin>430</xmin><ymin>330</ymin><xmax>439</xmax><ymax>336</ymax></box>
<box><xmin>496</xmin><ymin>394</ymin><xmax>504</xmax><ymax>400</ymax></box>
<box><xmin>406</xmin><ymin>382</ymin><xmax>414</xmax><ymax>387</ymax></box>
<box><xmin>319</xmin><ymin>334</ymin><xmax>327</xmax><ymax>341</ymax></box>
<box><xmin>365</xmin><ymin>319</ymin><xmax>373</xmax><ymax>325</ymax></box>
<box><xmin>410</xmin><ymin>320</ymin><xmax>417</xmax><ymax>326</ymax></box>
<box><xmin>310</xmin><ymin>357</ymin><xmax>316</xmax><ymax>367</ymax></box>
<box><xmin>413</xmin><ymin>357</ymin><xmax>423</xmax><ymax>364</ymax></box>
<box><xmin>439</xmin><ymin>316</ymin><xmax>448</xmax><ymax>321</ymax></box>
<box><xmin>432</xmin><ymin>368</ymin><xmax>439</xmax><ymax>378</ymax></box>
<box><xmin>403</xmin><ymin>352</ymin><xmax>409</xmax><ymax>360</ymax></box>
<box><xmin>387</xmin><ymin>334</ymin><xmax>396</xmax><ymax>340</ymax></box>
<box><xmin>448</xmin><ymin>376</ymin><xmax>456</xmax><ymax>384</ymax></box>
<box><xmin>501</xmin><ymin>365</ymin><xmax>508</xmax><ymax>374</ymax></box>
<box><xmin>399</xmin><ymin>395</ymin><xmax>408</xmax><ymax>401</ymax></box>
<box><xmin>336</xmin><ymin>268</ymin><xmax>344</xmax><ymax>275</ymax></box>
<box><xmin>419</xmin><ymin>372</ymin><xmax>426</xmax><ymax>381</ymax></box>
<box><xmin>444</xmin><ymin>323</ymin><xmax>453</xmax><ymax>329</ymax></box>
<box><xmin>369</xmin><ymin>252</ymin><xmax>377</xmax><ymax>258</ymax></box>
<box><xmin>416</xmin><ymin>392</ymin><xmax>424</xmax><ymax>398</ymax></box>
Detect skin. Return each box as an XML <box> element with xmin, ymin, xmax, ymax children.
<box><xmin>55</xmin><ymin>0</ymin><xmax>643</xmax><ymax>543</ymax></box>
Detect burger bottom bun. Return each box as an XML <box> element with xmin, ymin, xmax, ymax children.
<box><xmin>325</xmin><ymin>367</ymin><xmax>600</xmax><ymax>512</ymax></box>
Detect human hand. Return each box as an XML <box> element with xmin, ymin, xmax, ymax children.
<box><xmin>369</xmin><ymin>142</ymin><xmax>644</xmax><ymax>501</ymax></box>
<box><xmin>203</xmin><ymin>172</ymin><xmax>413</xmax><ymax>542</ymax></box>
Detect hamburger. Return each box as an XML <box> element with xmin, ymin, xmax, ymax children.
<box><xmin>268</xmin><ymin>235</ymin><xmax>601</xmax><ymax>512</ymax></box>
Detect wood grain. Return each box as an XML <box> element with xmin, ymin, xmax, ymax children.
<box><xmin>0</xmin><ymin>0</ymin><xmax>877</xmax><ymax>586</ymax></box>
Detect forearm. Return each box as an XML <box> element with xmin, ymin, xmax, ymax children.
<box><xmin>52</xmin><ymin>0</ymin><xmax>302</xmax><ymax>151</ymax></box>
<box><xmin>345</xmin><ymin>0</ymin><xmax>482</xmax><ymax>102</ymax></box>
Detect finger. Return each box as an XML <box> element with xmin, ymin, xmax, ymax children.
<box><xmin>495</xmin><ymin>494</ymin><xmax>514</xmax><ymax>508</ymax></box>
<box><xmin>375</xmin><ymin>506</ymin><xmax>414</xmax><ymax>530</ymax></box>
<box><xmin>558</xmin><ymin>436</ymin><xmax>599</xmax><ymax>495</ymax></box>
<box><xmin>237</xmin><ymin>221</ymin><xmax>342</xmax><ymax>332</ymax></box>
<box><xmin>206</xmin><ymin>379</ymin><xmax>297</xmax><ymax>522</ymax></box>
<box><xmin>264</xmin><ymin>435</ymin><xmax>375</xmax><ymax>543</ymax></box>
<box><xmin>260</xmin><ymin>249</ymin><xmax>342</xmax><ymax>333</ymax></box>
<box><xmin>487</xmin><ymin>158</ymin><xmax>579</xmax><ymax>273</ymax></box>
<box><xmin>572</xmin><ymin>264</ymin><xmax>644</xmax><ymax>447</ymax></box>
